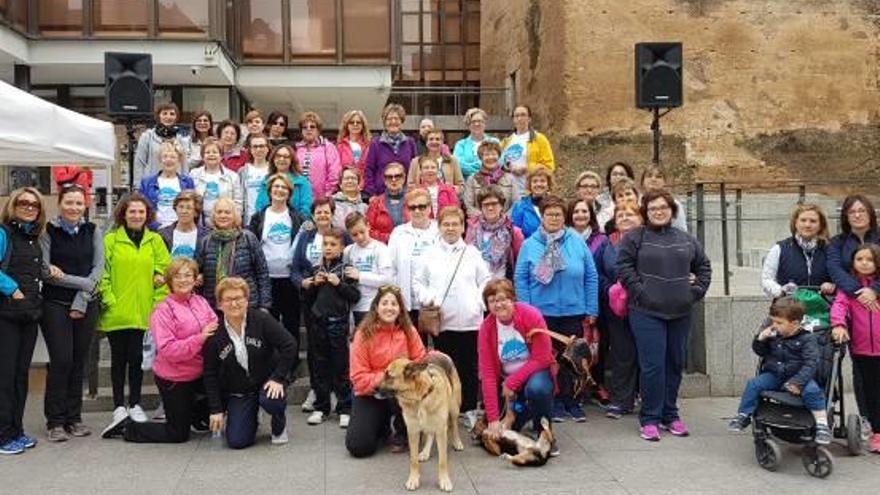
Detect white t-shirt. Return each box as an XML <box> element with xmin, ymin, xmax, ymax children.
<box><xmin>344</xmin><ymin>240</ymin><xmax>393</xmax><ymax>312</ymax></box>
<box><xmin>262</xmin><ymin>209</ymin><xmax>293</xmax><ymax>278</ymax></box>
<box><xmin>505</xmin><ymin>132</ymin><xmax>530</xmax><ymax>175</ymax></box>
<box><xmin>350</xmin><ymin>141</ymin><xmax>362</xmax><ymax>163</ymax></box>
<box><xmin>201</xmin><ymin>171</ymin><xmax>222</xmax><ymax>219</ymax></box>
<box><xmin>243</xmin><ymin>164</ymin><xmax>269</xmax><ymax>224</ymax></box>
<box><xmin>427</xmin><ymin>185</ymin><xmax>439</xmax><ymax>216</ymax></box>
<box><xmin>156</xmin><ymin>176</ymin><xmax>181</xmax><ymax>228</ymax></box>
<box><xmin>171</xmin><ymin>228</ymin><xmax>198</xmax><ymax>259</ymax></box>
<box><xmin>497</xmin><ymin>321</ymin><xmax>529</xmax><ymax>376</ymax></box>
<box><xmin>409</xmin><ymin>228</ymin><xmax>435</xmax><ymax>304</ymax></box>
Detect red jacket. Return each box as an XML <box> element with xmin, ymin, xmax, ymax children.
<box><xmin>337</xmin><ymin>137</ymin><xmax>370</xmax><ymax>187</ymax></box>
<box><xmin>222</xmin><ymin>147</ymin><xmax>249</xmax><ymax>173</ymax></box>
<box><xmin>366</xmin><ymin>194</ymin><xmax>410</xmax><ymax>244</ymax></box>
<box><xmin>478</xmin><ymin>302</ymin><xmax>556</xmax><ymax>422</ymax></box>
<box><xmin>422</xmin><ymin>183</ymin><xmax>459</xmax><ymax>218</ymax></box>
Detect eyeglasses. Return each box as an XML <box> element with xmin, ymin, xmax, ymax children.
<box><xmin>14</xmin><ymin>200</ymin><xmax>40</xmax><ymax>210</ymax></box>
<box><xmin>647</xmin><ymin>205</ymin><xmax>671</xmax><ymax>213</ymax></box>
<box><xmin>543</xmin><ymin>212</ymin><xmax>564</xmax><ymax>218</ymax></box>
<box><xmin>578</xmin><ymin>183</ymin><xmax>600</xmax><ymax>190</ymax></box>
<box><xmin>301</xmin><ymin>124</ymin><xmax>318</xmax><ymax>130</ymax></box>
<box><xmin>470</xmin><ymin>120</ymin><xmax>485</xmax><ymax>125</ymax></box>
<box><xmin>251</xmin><ymin>144</ymin><xmax>268</xmax><ymax>149</ymax></box>
<box><xmin>172</xmin><ymin>272</ymin><xmax>195</xmax><ymax>280</ymax></box>
<box><xmin>274</xmin><ymin>153</ymin><xmax>292</xmax><ymax>160</ymax></box>
<box><xmin>384</xmin><ymin>173</ymin><xmax>404</xmax><ymax>181</ymax></box>
<box><xmin>221</xmin><ymin>295</ymin><xmax>247</xmax><ymax>305</ymax></box>
<box><xmin>407</xmin><ymin>203</ymin><xmax>430</xmax><ymax>211</ymax></box>
<box><xmin>481</xmin><ymin>200</ymin><xmax>502</xmax><ymax>208</ymax></box>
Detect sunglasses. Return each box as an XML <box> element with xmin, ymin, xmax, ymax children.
<box><xmin>272</xmin><ymin>121</ymin><xmax>286</xmax><ymax>126</ymax></box>
<box><xmin>407</xmin><ymin>203</ymin><xmax>430</xmax><ymax>211</ymax></box>
<box><xmin>384</xmin><ymin>173</ymin><xmax>404</xmax><ymax>180</ymax></box>
<box><xmin>14</xmin><ymin>200</ymin><xmax>40</xmax><ymax>210</ymax></box>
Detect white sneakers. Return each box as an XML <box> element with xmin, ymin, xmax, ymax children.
<box><xmin>339</xmin><ymin>414</ymin><xmax>350</xmax><ymax>429</ymax></box>
<box><xmin>128</xmin><ymin>405</ymin><xmax>148</xmax><ymax>423</ymax></box>
<box><xmin>271</xmin><ymin>427</ymin><xmax>289</xmax><ymax>445</ymax></box>
<box><xmin>307</xmin><ymin>411</ymin><xmax>325</xmax><ymax>425</ymax></box>
<box><xmin>301</xmin><ymin>390</ymin><xmax>316</xmax><ymax>413</ymax></box>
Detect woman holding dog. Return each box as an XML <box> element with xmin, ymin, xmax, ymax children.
<box><xmin>347</xmin><ymin>285</ymin><xmax>427</xmax><ymax>458</ymax></box>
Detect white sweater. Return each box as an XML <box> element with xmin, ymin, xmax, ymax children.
<box><xmin>388</xmin><ymin>221</ymin><xmax>439</xmax><ymax>311</ymax></box>
<box><xmin>344</xmin><ymin>239</ymin><xmax>394</xmax><ymax>312</ymax></box>
<box><xmin>414</xmin><ymin>238</ymin><xmax>491</xmax><ymax>332</ymax></box>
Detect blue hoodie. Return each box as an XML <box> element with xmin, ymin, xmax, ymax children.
<box><xmin>510</xmin><ymin>195</ymin><xmax>542</xmax><ymax>239</ymax></box>
<box><xmin>254</xmin><ymin>172</ymin><xmax>313</xmax><ymax>220</ymax></box>
<box><xmin>452</xmin><ymin>134</ymin><xmax>500</xmax><ymax>179</ymax></box>
<box><xmin>514</xmin><ymin>227</ymin><xmax>599</xmax><ymax>318</ymax></box>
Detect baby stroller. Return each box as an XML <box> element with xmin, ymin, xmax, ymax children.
<box><xmin>752</xmin><ymin>288</ymin><xmax>863</xmax><ymax>478</ymax></box>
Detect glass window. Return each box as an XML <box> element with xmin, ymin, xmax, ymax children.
<box><xmin>422</xmin><ymin>13</ymin><xmax>439</xmax><ymax>43</ymax></box>
<box><xmin>342</xmin><ymin>0</ymin><xmax>390</xmax><ymax>61</ymax></box>
<box><xmin>241</xmin><ymin>0</ymin><xmax>284</xmax><ymax>61</ymax></box>
<box><xmin>443</xmin><ymin>14</ymin><xmax>460</xmax><ymax>43</ymax></box>
<box><xmin>183</xmin><ymin>87</ymin><xmax>230</xmax><ymax>122</ymax></box>
<box><xmin>465</xmin><ymin>44</ymin><xmax>480</xmax><ymax>70</ymax></box>
<box><xmin>10</xmin><ymin>0</ymin><xmax>28</xmax><ymax>30</ymax></box>
<box><xmin>39</xmin><ymin>0</ymin><xmax>83</xmax><ymax>36</ymax></box>
<box><xmin>158</xmin><ymin>0</ymin><xmax>210</xmax><ymax>38</ymax></box>
<box><xmin>290</xmin><ymin>0</ymin><xmax>336</xmax><ymax>59</ymax></box>
<box><xmin>400</xmin><ymin>45</ymin><xmax>420</xmax><ymax>81</ymax></box>
<box><xmin>444</xmin><ymin>45</ymin><xmax>462</xmax><ymax>70</ymax></box>
<box><xmin>93</xmin><ymin>0</ymin><xmax>149</xmax><ymax>36</ymax></box>
<box><xmin>466</xmin><ymin>12</ymin><xmax>479</xmax><ymax>43</ymax></box>
<box><xmin>401</xmin><ymin>13</ymin><xmax>420</xmax><ymax>43</ymax></box>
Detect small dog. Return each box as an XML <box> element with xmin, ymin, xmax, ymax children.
<box><xmin>376</xmin><ymin>353</ymin><xmax>464</xmax><ymax>492</ymax></box>
<box><xmin>528</xmin><ymin>329</ymin><xmax>595</xmax><ymax>398</ymax></box>
<box><xmin>470</xmin><ymin>403</ymin><xmax>556</xmax><ymax>467</ymax></box>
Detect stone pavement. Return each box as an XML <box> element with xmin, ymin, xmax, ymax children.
<box><xmin>2</xmin><ymin>395</ymin><xmax>877</xmax><ymax>495</ymax></box>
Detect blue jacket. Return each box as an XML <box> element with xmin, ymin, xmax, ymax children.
<box><xmin>254</xmin><ymin>172</ymin><xmax>313</xmax><ymax>220</ymax></box>
<box><xmin>594</xmin><ymin>237</ymin><xmax>621</xmax><ymax>299</ymax></box>
<box><xmin>139</xmin><ymin>173</ymin><xmax>195</xmax><ymax>211</ymax></box>
<box><xmin>514</xmin><ymin>227</ymin><xmax>599</xmax><ymax>318</ymax></box>
<box><xmin>775</xmin><ymin>237</ymin><xmax>830</xmax><ymax>288</ymax></box>
<box><xmin>511</xmin><ymin>196</ymin><xmax>542</xmax><ymax>239</ymax></box>
<box><xmin>753</xmin><ymin>329</ymin><xmax>819</xmax><ymax>387</ymax></box>
<box><xmin>452</xmin><ymin>134</ymin><xmax>500</xmax><ymax>179</ymax></box>
<box><xmin>827</xmin><ymin>230</ymin><xmax>880</xmax><ymax>296</ymax></box>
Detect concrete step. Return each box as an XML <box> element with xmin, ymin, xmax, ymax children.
<box><xmin>680</xmin><ymin>373</ymin><xmax>711</xmax><ymax>398</ymax></box>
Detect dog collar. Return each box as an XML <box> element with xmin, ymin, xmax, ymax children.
<box><xmin>421</xmin><ymin>384</ymin><xmax>435</xmax><ymax>401</ymax></box>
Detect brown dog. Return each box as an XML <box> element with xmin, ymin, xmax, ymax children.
<box><xmin>376</xmin><ymin>353</ymin><xmax>464</xmax><ymax>492</ymax></box>
<box><xmin>471</xmin><ymin>403</ymin><xmax>556</xmax><ymax>467</ymax></box>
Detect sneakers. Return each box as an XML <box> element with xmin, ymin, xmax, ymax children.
<box><xmin>605</xmin><ymin>405</ymin><xmax>633</xmax><ymax>420</ymax></box>
<box><xmin>0</xmin><ymin>439</ymin><xmax>24</xmax><ymax>455</ymax></box>
<box><xmin>301</xmin><ymin>390</ymin><xmax>316</xmax><ymax>413</ymax></box>
<box><xmin>591</xmin><ymin>387</ymin><xmax>611</xmax><ymax>408</ymax></box>
<box><xmin>102</xmin><ymin>407</ymin><xmax>131</xmax><ymax>439</ymax></box>
<box><xmin>128</xmin><ymin>404</ymin><xmax>148</xmax><ymax>423</ymax></box>
<box><xmin>307</xmin><ymin>411</ymin><xmax>325</xmax><ymax>425</ymax></box>
<box><xmin>152</xmin><ymin>403</ymin><xmax>166</xmax><ymax>421</ymax></box>
<box><xmin>549</xmin><ymin>439</ymin><xmax>561</xmax><ymax>457</ymax></box>
<box><xmin>551</xmin><ymin>401</ymin><xmax>568</xmax><ymax>423</ymax></box>
<box><xmin>814</xmin><ymin>423</ymin><xmax>832</xmax><ymax>445</ymax></box>
<box><xmin>47</xmin><ymin>426</ymin><xmax>70</xmax><ymax>443</ymax></box>
<box><xmin>389</xmin><ymin>433</ymin><xmax>408</xmax><ymax>454</ymax></box>
<box><xmin>728</xmin><ymin>414</ymin><xmax>751</xmax><ymax>433</ymax></box>
<box><xmin>16</xmin><ymin>434</ymin><xmax>37</xmax><ymax>449</ymax></box>
<box><xmin>339</xmin><ymin>414</ymin><xmax>351</xmax><ymax>429</ymax></box>
<box><xmin>271</xmin><ymin>427</ymin><xmax>289</xmax><ymax>445</ymax></box>
<box><xmin>862</xmin><ymin>416</ymin><xmax>872</xmax><ymax>442</ymax></box>
<box><xmin>65</xmin><ymin>423</ymin><xmax>91</xmax><ymax>437</ymax></box>
<box><xmin>566</xmin><ymin>403</ymin><xmax>587</xmax><ymax>423</ymax></box>
<box><xmin>661</xmin><ymin>420</ymin><xmax>690</xmax><ymax>437</ymax></box>
<box><xmin>640</xmin><ymin>424</ymin><xmax>661</xmax><ymax>442</ymax></box>
<box><xmin>869</xmin><ymin>433</ymin><xmax>880</xmax><ymax>454</ymax></box>
<box><xmin>190</xmin><ymin>420</ymin><xmax>210</xmax><ymax>434</ymax></box>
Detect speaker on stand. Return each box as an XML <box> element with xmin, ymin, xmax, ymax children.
<box><xmin>105</xmin><ymin>52</ymin><xmax>153</xmax><ymax>190</ymax></box>
<box><xmin>635</xmin><ymin>42</ymin><xmax>682</xmax><ymax>165</ymax></box>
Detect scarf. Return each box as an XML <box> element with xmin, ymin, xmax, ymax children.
<box><xmin>795</xmin><ymin>234</ymin><xmax>818</xmax><ymax>253</ymax></box>
<box><xmin>154</xmin><ymin>124</ymin><xmax>178</xmax><ymax>139</ymax></box>
<box><xmin>125</xmin><ymin>227</ymin><xmax>144</xmax><ymax>248</ymax></box>
<box><xmin>475</xmin><ymin>165</ymin><xmax>504</xmax><ymax>186</ymax></box>
<box><xmin>57</xmin><ymin>216</ymin><xmax>83</xmax><ymax>235</ymax></box>
<box><xmin>380</xmin><ymin>131</ymin><xmax>406</xmax><ymax>154</ymax></box>
<box><xmin>212</xmin><ymin>229</ymin><xmax>239</xmax><ymax>281</ymax></box>
<box><xmin>385</xmin><ymin>190</ymin><xmax>405</xmax><ymax>227</ymax></box>
<box><xmin>533</xmin><ymin>227</ymin><xmax>567</xmax><ymax>285</ymax></box>
<box><xmin>466</xmin><ymin>216</ymin><xmax>512</xmax><ymax>274</ymax></box>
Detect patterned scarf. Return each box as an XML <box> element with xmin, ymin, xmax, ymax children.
<box><xmin>795</xmin><ymin>234</ymin><xmax>818</xmax><ymax>253</ymax></box>
<box><xmin>475</xmin><ymin>165</ymin><xmax>504</xmax><ymax>186</ymax></box>
<box><xmin>533</xmin><ymin>227</ymin><xmax>567</xmax><ymax>285</ymax></box>
<box><xmin>465</xmin><ymin>216</ymin><xmax>512</xmax><ymax>274</ymax></box>
<box><xmin>379</xmin><ymin>131</ymin><xmax>405</xmax><ymax>154</ymax></box>
<box><xmin>212</xmin><ymin>229</ymin><xmax>239</xmax><ymax>281</ymax></box>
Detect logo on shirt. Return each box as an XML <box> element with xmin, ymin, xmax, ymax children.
<box><xmin>158</xmin><ymin>186</ymin><xmax>178</xmax><ymax>207</ymax></box>
<box><xmin>267</xmin><ymin>222</ymin><xmax>292</xmax><ymax>245</ymax></box>
<box><xmin>245</xmin><ymin>336</ymin><xmax>262</xmax><ymax>349</ymax></box>
<box><xmin>355</xmin><ymin>254</ymin><xmax>375</xmax><ymax>273</ymax></box>
<box><xmin>171</xmin><ymin>245</ymin><xmax>196</xmax><ymax>259</ymax></box>
<box><xmin>204</xmin><ymin>181</ymin><xmax>220</xmax><ymax>200</ymax></box>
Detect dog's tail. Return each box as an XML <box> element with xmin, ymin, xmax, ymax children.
<box><xmin>423</xmin><ymin>351</ymin><xmax>456</xmax><ymax>381</ymax></box>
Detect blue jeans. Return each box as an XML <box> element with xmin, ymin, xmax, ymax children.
<box><xmin>738</xmin><ymin>372</ymin><xmax>826</xmax><ymax>415</ymax></box>
<box><xmin>509</xmin><ymin>370</ymin><xmax>554</xmax><ymax>432</ymax></box>
<box><xmin>629</xmin><ymin>309</ymin><xmax>691</xmax><ymax>426</ymax></box>
<box><xmin>225</xmin><ymin>390</ymin><xmax>288</xmax><ymax>449</ymax></box>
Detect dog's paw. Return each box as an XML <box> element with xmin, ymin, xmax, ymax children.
<box><xmin>417</xmin><ymin>450</ymin><xmax>431</xmax><ymax>462</ymax></box>
<box><xmin>452</xmin><ymin>438</ymin><xmax>464</xmax><ymax>451</ymax></box>
<box><xmin>438</xmin><ymin>476</ymin><xmax>453</xmax><ymax>492</ymax></box>
<box><xmin>499</xmin><ymin>453</ymin><xmax>512</xmax><ymax>462</ymax></box>
<box><xmin>405</xmin><ymin>476</ymin><xmax>420</xmax><ymax>491</ymax></box>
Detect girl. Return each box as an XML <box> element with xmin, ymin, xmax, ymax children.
<box><xmin>238</xmin><ymin>133</ymin><xmax>272</xmax><ymax>225</ymax></box>
<box><xmin>189</xmin><ymin>137</ymin><xmax>243</xmax><ymax>225</ymax></box>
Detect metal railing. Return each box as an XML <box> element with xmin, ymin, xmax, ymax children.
<box><xmin>388</xmin><ymin>85</ymin><xmax>512</xmax><ymax>118</ymax></box>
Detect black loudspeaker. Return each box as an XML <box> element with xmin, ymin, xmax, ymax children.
<box><xmin>635</xmin><ymin>42</ymin><xmax>683</xmax><ymax>109</ymax></box>
<box><xmin>105</xmin><ymin>52</ymin><xmax>153</xmax><ymax>117</ymax></box>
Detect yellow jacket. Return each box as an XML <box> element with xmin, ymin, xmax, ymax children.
<box><xmin>501</xmin><ymin>129</ymin><xmax>555</xmax><ymax>174</ymax></box>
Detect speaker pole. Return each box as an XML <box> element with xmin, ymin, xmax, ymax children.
<box><xmin>651</xmin><ymin>107</ymin><xmax>661</xmax><ymax>165</ymax></box>
<box><xmin>126</xmin><ymin>118</ymin><xmax>137</xmax><ymax>191</ymax></box>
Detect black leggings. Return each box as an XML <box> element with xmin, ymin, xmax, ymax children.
<box><xmin>106</xmin><ymin>329</ymin><xmax>144</xmax><ymax>408</ymax></box>
<box><xmin>345</xmin><ymin>395</ymin><xmax>404</xmax><ymax>458</ymax></box>
<box><xmin>0</xmin><ymin>315</ymin><xmax>38</xmax><ymax>444</ymax></box>
<box><xmin>124</xmin><ymin>377</ymin><xmax>207</xmax><ymax>443</ymax></box>
<box><xmin>853</xmin><ymin>356</ymin><xmax>880</xmax><ymax>434</ymax></box>
<box><xmin>433</xmin><ymin>330</ymin><xmax>479</xmax><ymax>412</ymax></box>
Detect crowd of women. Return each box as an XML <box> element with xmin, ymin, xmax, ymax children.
<box><xmin>3</xmin><ymin>99</ymin><xmax>732</xmax><ymax>457</ymax></box>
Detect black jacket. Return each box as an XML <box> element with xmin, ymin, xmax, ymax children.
<box><xmin>303</xmin><ymin>256</ymin><xmax>360</xmax><ymax>319</ymax></box>
<box><xmin>247</xmin><ymin>205</ymin><xmax>306</xmax><ymax>246</ymax></box>
<box><xmin>753</xmin><ymin>328</ymin><xmax>819</xmax><ymax>387</ymax></box>
<box><xmin>157</xmin><ymin>222</ymin><xmax>209</xmax><ymax>259</ymax></box>
<box><xmin>202</xmin><ymin>309</ymin><xmax>298</xmax><ymax>414</ymax></box>
<box><xmin>197</xmin><ymin>230</ymin><xmax>271</xmax><ymax>309</ymax></box>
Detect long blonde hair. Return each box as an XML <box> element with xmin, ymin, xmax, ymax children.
<box><xmin>338</xmin><ymin>110</ymin><xmax>372</xmax><ymax>142</ymax></box>
<box><xmin>2</xmin><ymin>187</ymin><xmax>47</xmax><ymax>236</ymax></box>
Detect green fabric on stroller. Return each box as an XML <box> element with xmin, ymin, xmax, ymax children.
<box><xmin>792</xmin><ymin>288</ymin><xmax>830</xmax><ymax>331</ymax></box>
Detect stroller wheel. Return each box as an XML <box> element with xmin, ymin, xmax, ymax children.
<box><xmin>846</xmin><ymin>414</ymin><xmax>864</xmax><ymax>456</ymax></box>
<box><xmin>802</xmin><ymin>446</ymin><xmax>834</xmax><ymax>478</ymax></box>
<box><xmin>755</xmin><ymin>439</ymin><xmax>781</xmax><ymax>471</ymax></box>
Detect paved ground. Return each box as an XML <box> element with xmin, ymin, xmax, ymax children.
<box><xmin>2</xmin><ymin>395</ymin><xmax>877</xmax><ymax>495</ymax></box>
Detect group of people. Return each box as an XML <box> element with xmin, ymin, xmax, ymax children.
<box><xmin>9</xmin><ymin>99</ymin><xmax>874</xmax><ymax>464</ymax></box>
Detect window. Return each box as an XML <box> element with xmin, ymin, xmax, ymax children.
<box><xmin>39</xmin><ymin>0</ymin><xmax>83</xmax><ymax>36</ymax></box>
<box><xmin>158</xmin><ymin>0</ymin><xmax>210</xmax><ymax>39</ymax></box>
<box><xmin>342</xmin><ymin>0</ymin><xmax>390</xmax><ymax>61</ymax></box>
<box><xmin>241</xmin><ymin>0</ymin><xmax>284</xmax><ymax>61</ymax></box>
<box><xmin>93</xmin><ymin>0</ymin><xmax>149</xmax><ymax>36</ymax></box>
<box><xmin>289</xmin><ymin>0</ymin><xmax>336</xmax><ymax>60</ymax></box>
<box><xmin>398</xmin><ymin>0</ymin><xmax>479</xmax><ymax>84</ymax></box>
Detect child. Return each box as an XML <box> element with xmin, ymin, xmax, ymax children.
<box><xmin>728</xmin><ymin>297</ymin><xmax>832</xmax><ymax>445</ymax></box>
<box><xmin>301</xmin><ymin>228</ymin><xmax>360</xmax><ymax>428</ymax></box>
<box><xmin>343</xmin><ymin>212</ymin><xmax>393</xmax><ymax>327</ymax></box>
<box><xmin>830</xmin><ymin>244</ymin><xmax>880</xmax><ymax>453</ymax></box>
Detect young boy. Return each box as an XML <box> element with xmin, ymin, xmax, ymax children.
<box><xmin>301</xmin><ymin>228</ymin><xmax>360</xmax><ymax>427</ymax></box>
<box><xmin>343</xmin><ymin>212</ymin><xmax>393</xmax><ymax>327</ymax></box>
<box><xmin>728</xmin><ymin>297</ymin><xmax>832</xmax><ymax>444</ymax></box>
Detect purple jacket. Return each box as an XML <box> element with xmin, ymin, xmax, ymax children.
<box><xmin>364</xmin><ymin>135</ymin><xmax>419</xmax><ymax>196</ymax></box>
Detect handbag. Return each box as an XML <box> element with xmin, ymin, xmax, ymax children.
<box><xmin>418</xmin><ymin>246</ymin><xmax>467</xmax><ymax>337</ymax></box>
<box><xmin>608</xmin><ymin>280</ymin><xmax>629</xmax><ymax>318</ymax></box>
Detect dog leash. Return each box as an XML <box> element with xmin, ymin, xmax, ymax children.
<box><xmin>526</xmin><ymin>328</ymin><xmax>575</xmax><ymax>345</ymax></box>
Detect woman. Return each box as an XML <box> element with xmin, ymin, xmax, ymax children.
<box><xmin>462</xmin><ymin>141</ymin><xmax>519</xmax><ymax>219</ymax></box>
<box><xmin>598</xmin><ymin>177</ymin><xmax>641</xmax><ymax>233</ymax></box>
<box><xmin>415</xmin><ymin>206</ymin><xmax>491</xmax><ymax>421</ymax></box>
<box><xmin>510</xmin><ymin>168</ymin><xmax>553</xmax><ymax>239</ymax></box>
<box><xmin>337</xmin><ymin>110</ymin><xmax>372</xmax><ymax>182</ymax></box>
<box><xmin>134</xmin><ymin>102</ymin><xmax>188</xmax><ymax>185</ymax></box>
<box><xmin>157</xmin><ymin>191</ymin><xmax>209</xmax><ymax>260</ymax></box>
<box><xmin>138</xmin><ymin>141</ymin><xmax>194</xmax><ymax>229</ymax></box>
<box><xmin>575</xmin><ymin>171</ymin><xmax>605</xmax><ymax>222</ymax></box>
<box><xmin>346</xmin><ymin>285</ymin><xmax>427</xmax><ymax>457</ymax></box>
<box><xmin>594</xmin><ymin>203</ymin><xmax>643</xmax><ymax>419</ymax></box>
<box><xmin>500</xmin><ymin>105</ymin><xmax>555</xmax><ymax>196</ymax></box>
<box><xmin>568</xmin><ymin>198</ymin><xmax>606</xmax><ymax>255</ymax></box>
<box><xmin>184</xmin><ymin>110</ymin><xmax>214</xmax><ymax>171</ymax></box>
<box><xmin>255</xmin><ymin>144</ymin><xmax>313</xmax><ymax>218</ymax></box>
<box><xmin>640</xmin><ymin>165</ymin><xmax>687</xmax><ymax>231</ymax></box>
<box><xmin>196</xmin><ymin>197</ymin><xmax>271</xmax><ymax>311</ymax></box>
<box><xmin>266</xmin><ymin>110</ymin><xmax>291</xmax><ymax>148</ymax></box>
<box><xmin>238</xmin><ymin>133</ymin><xmax>272</xmax><ymax>225</ymax></box>
<box><xmin>407</xmin><ymin>128</ymin><xmax>464</xmax><ymax>193</ymax></box>
<box><xmin>465</xmin><ymin>186</ymin><xmax>524</xmax><ymax>280</ymax></box>
<box><xmin>366</xmin><ymin>162</ymin><xmax>409</xmax><ymax>244</ymax></box>
<box><xmin>40</xmin><ymin>185</ymin><xmax>103</xmax><ymax>442</ymax></box>
<box><xmin>242</xmin><ymin>110</ymin><xmax>264</xmax><ymax>144</ymax></box>
<box><xmin>364</xmin><ymin>104</ymin><xmax>419</xmax><ymax>196</ymax></box>
<box><xmin>762</xmin><ymin>203</ymin><xmax>834</xmax><ymax>298</ymax></box>
<box><xmin>412</xmin><ymin>155</ymin><xmax>460</xmax><ymax>216</ymax></box>
<box><xmin>453</xmin><ymin>107</ymin><xmax>501</xmax><ymax>180</ymax></box>
<box><xmin>101</xmin><ymin>258</ymin><xmax>217</xmax><ymax>443</ymax></box>
<box><xmin>596</xmin><ymin>162</ymin><xmax>635</xmax><ymax>218</ymax></box>
<box><xmin>478</xmin><ymin>279</ymin><xmax>555</xmax><ymax>437</ymax></box>
<box><xmin>99</xmin><ymin>193</ymin><xmax>171</xmax><ymax>429</ymax></box>
<box><xmin>514</xmin><ymin>195</ymin><xmax>599</xmax><ymax>422</ymax></box>
<box><xmin>332</xmin><ymin>167</ymin><xmax>368</xmax><ymax>229</ymax></box>
<box><xmin>0</xmin><ymin>188</ymin><xmax>46</xmax><ymax>455</ymax></box>
<box><xmin>616</xmin><ymin>189</ymin><xmax>711</xmax><ymax>441</ymax></box>
<box><xmin>414</xmin><ymin>117</ymin><xmax>449</xmax><ymax>156</ymax></box>
<box><xmin>296</xmin><ymin>111</ymin><xmax>341</xmax><ymax>200</ymax></box>
<box><xmin>249</xmin><ymin>174</ymin><xmax>306</xmax><ymax>341</ymax></box>
<box><xmin>388</xmin><ymin>189</ymin><xmax>439</xmax><ymax>320</ymax></box>
<box><xmin>217</xmin><ymin>120</ymin><xmax>249</xmax><ymax>173</ymax></box>
<box><xmin>189</xmin><ymin>137</ymin><xmax>243</xmax><ymax>225</ymax></box>
<box><xmin>204</xmin><ymin>277</ymin><xmax>298</xmax><ymax>449</ymax></box>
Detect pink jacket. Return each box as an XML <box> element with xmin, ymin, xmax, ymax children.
<box><xmin>337</xmin><ymin>137</ymin><xmax>370</xmax><ymax>186</ymax></box>
<box><xmin>296</xmin><ymin>137</ymin><xmax>341</xmax><ymax>200</ymax></box>
<box><xmin>149</xmin><ymin>293</ymin><xmax>218</xmax><ymax>382</ymax></box>
<box><xmin>478</xmin><ymin>302</ymin><xmax>556</xmax><ymax>422</ymax></box>
<box><xmin>423</xmin><ymin>183</ymin><xmax>459</xmax><ymax>217</ymax></box>
<box><xmin>350</xmin><ymin>324</ymin><xmax>427</xmax><ymax>396</ymax></box>
<box><xmin>830</xmin><ymin>277</ymin><xmax>880</xmax><ymax>357</ymax></box>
